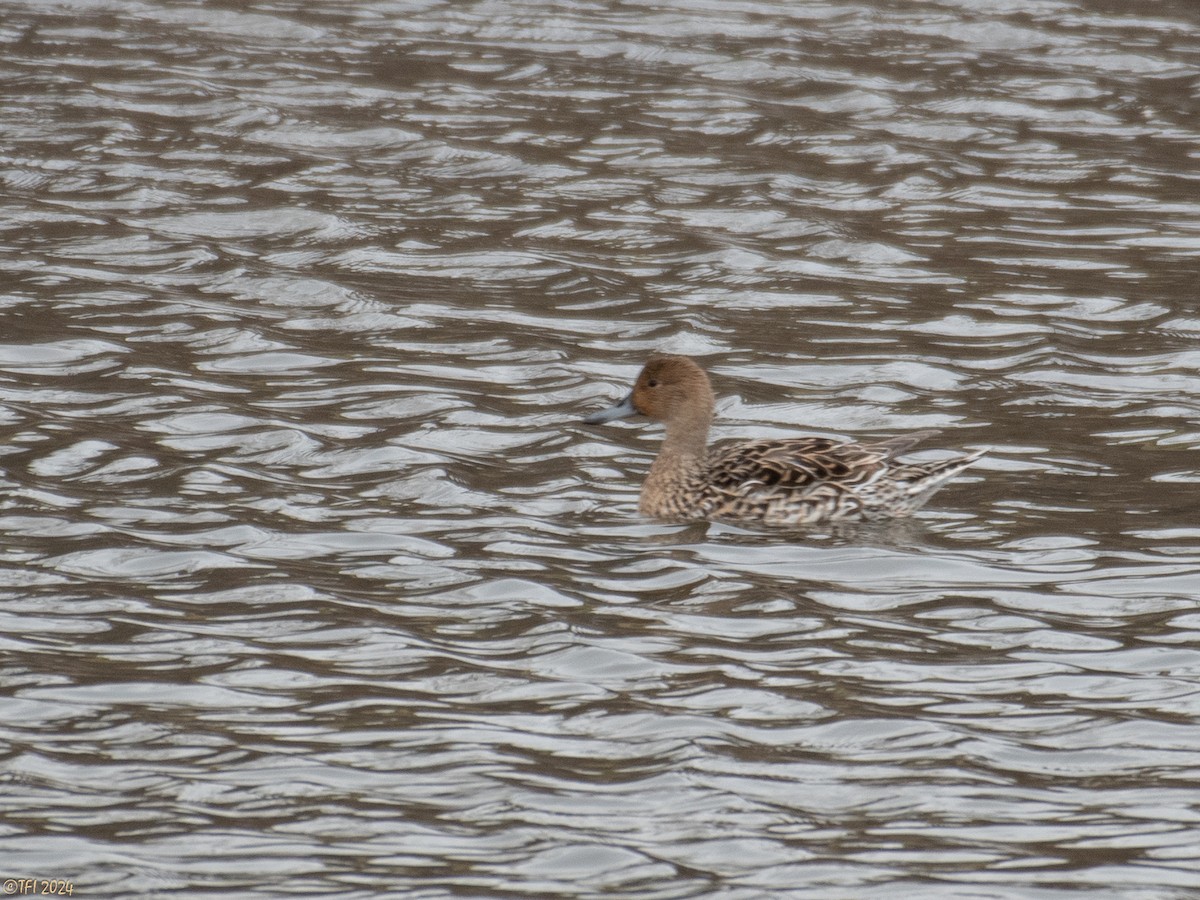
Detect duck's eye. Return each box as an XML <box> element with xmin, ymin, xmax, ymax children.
<box><xmin>647</xmin><ymin>379</ymin><xmax>659</xmax><ymax>388</ymax></box>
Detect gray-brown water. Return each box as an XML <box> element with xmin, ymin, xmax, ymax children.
<box><xmin>2</xmin><ymin>1</ymin><xmax>1200</xmax><ymax>897</ymax></box>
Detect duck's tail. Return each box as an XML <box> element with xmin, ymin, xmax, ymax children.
<box><xmin>898</xmin><ymin>448</ymin><xmax>985</xmax><ymax>502</ymax></box>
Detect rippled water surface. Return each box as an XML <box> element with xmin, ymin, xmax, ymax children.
<box><xmin>3</xmin><ymin>0</ymin><xmax>1200</xmax><ymax>896</ymax></box>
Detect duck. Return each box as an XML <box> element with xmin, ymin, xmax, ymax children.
<box><xmin>583</xmin><ymin>354</ymin><xmax>983</xmax><ymax>527</ymax></box>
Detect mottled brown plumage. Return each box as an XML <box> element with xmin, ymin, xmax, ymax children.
<box><xmin>583</xmin><ymin>355</ymin><xmax>983</xmax><ymax>527</ymax></box>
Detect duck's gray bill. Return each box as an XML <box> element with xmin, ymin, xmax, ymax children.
<box><xmin>583</xmin><ymin>392</ymin><xmax>638</xmax><ymax>424</ymax></box>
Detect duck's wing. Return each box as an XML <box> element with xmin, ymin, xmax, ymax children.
<box><xmin>704</xmin><ymin>430</ymin><xmax>979</xmax><ymax>525</ymax></box>
<box><xmin>706</xmin><ymin>433</ymin><xmax>930</xmax><ymax>495</ymax></box>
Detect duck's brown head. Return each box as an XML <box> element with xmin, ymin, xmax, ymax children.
<box><xmin>629</xmin><ymin>355</ymin><xmax>714</xmax><ymax>423</ymax></box>
<box><xmin>583</xmin><ymin>355</ymin><xmax>715</xmax><ymax>428</ymax></box>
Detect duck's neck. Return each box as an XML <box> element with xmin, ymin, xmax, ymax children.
<box><xmin>640</xmin><ymin>410</ymin><xmax>712</xmax><ymax>518</ymax></box>
<box><xmin>660</xmin><ymin>409</ymin><xmax>711</xmax><ymax>460</ymax></box>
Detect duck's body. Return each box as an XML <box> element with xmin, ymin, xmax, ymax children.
<box><xmin>584</xmin><ymin>355</ymin><xmax>982</xmax><ymax>527</ymax></box>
